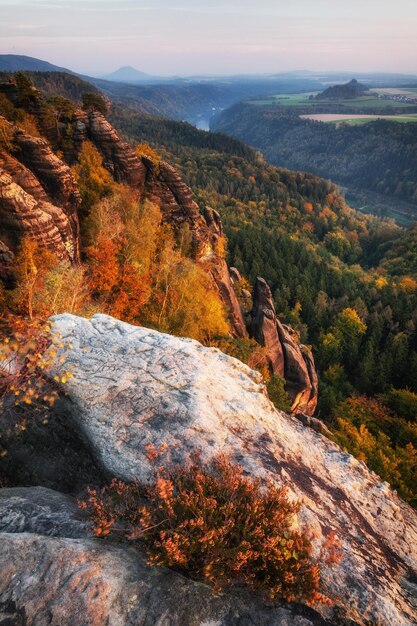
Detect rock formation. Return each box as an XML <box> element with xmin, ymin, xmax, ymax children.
<box><xmin>248</xmin><ymin>277</ymin><xmax>318</xmax><ymax>415</ymax></box>
<box><xmin>0</xmin><ymin>116</ymin><xmax>80</xmax><ymax>263</ymax></box>
<box><xmin>0</xmin><ymin>84</ymin><xmax>245</xmax><ymax>335</ymax></box>
<box><xmin>0</xmin><ymin>168</ymin><xmax>78</xmax><ymax>263</ymax></box>
<box><xmin>4</xmin><ymin>313</ymin><xmax>413</xmax><ymax>625</ymax></box>
<box><xmin>73</xmin><ymin>109</ymin><xmax>146</xmax><ymax>187</ymax></box>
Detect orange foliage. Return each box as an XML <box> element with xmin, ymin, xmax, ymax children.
<box><xmin>81</xmin><ymin>450</ymin><xmax>340</xmax><ymax>606</ymax></box>
<box><xmin>11</xmin><ymin>237</ymin><xmax>58</xmax><ymax>319</ymax></box>
<box><xmin>135</xmin><ymin>143</ymin><xmax>162</xmax><ymax>168</ymax></box>
<box><xmin>86</xmin><ymin>235</ymin><xmax>121</xmax><ymax>295</ymax></box>
<box><xmin>0</xmin><ymin>315</ymin><xmax>72</xmax><ymax>452</ymax></box>
<box><xmin>398</xmin><ymin>276</ymin><xmax>417</xmax><ymax>294</ymax></box>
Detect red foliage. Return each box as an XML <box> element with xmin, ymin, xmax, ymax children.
<box><xmin>80</xmin><ymin>450</ymin><xmax>340</xmax><ymax>605</ymax></box>
<box><xmin>86</xmin><ymin>235</ymin><xmax>121</xmax><ymax>295</ymax></box>
<box><xmin>86</xmin><ymin>235</ymin><xmax>150</xmax><ymax>320</ymax></box>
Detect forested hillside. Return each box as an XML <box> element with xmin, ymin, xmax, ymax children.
<box><xmin>212</xmin><ymin>103</ymin><xmax>417</xmax><ymax>219</ymax></box>
<box><xmin>1</xmin><ymin>72</ymin><xmax>416</xmax><ymax>505</ymax></box>
<box><xmin>111</xmin><ymin>104</ymin><xmax>417</xmax><ymax>504</ymax></box>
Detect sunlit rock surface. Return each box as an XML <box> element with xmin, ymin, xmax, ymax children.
<box><xmin>31</xmin><ymin>312</ymin><xmax>417</xmax><ymax>626</ymax></box>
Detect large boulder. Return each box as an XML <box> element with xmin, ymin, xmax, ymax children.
<box><xmin>248</xmin><ymin>278</ymin><xmax>318</xmax><ymax>415</ymax></box>
<box><xmin>29</xmin><ymin>313</ymin><xmax>417</xmax><ymax>626</ymax></box>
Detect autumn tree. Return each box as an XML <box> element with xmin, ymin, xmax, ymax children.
<box><xmin>11</xmin><ymin>237</ymin><xmax>57</xmax><ymax>319</ymax></box>
<box><xmin>72</xmin><ymin>140</ymin><xmax>114</xmax><ymax>229</ymax></box>
<box><xmin>44</xmin><ymin>96</ymin><xmax>74</xmax><ymax>139</ymax></box>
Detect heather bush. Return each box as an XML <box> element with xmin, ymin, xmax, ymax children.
<box><xmin>81</xmin><ymin>449</ymin><xmax>340</xmax><ymax>605</ymax></box>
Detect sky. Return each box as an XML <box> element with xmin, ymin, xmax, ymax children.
<box><xmin>0</xmin><ymin>0</ymin><xmax>416</xmax><ymax>76</ymax></box>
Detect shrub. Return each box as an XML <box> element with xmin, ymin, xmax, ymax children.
<box><xmin>384</xmin><ymin>388</ymin><xmax>417</xmax><ymax>422</ymax></box>
<box><xmin>136</xmin><ymin>143</ymin><xmax>162</xmax><ymax>170</ymax></box>
<box><xmin>82</xmin><ymin>93</ymin><xmax>108</xmax><ymax>116</ymax></box>
<box><xmin>267</xmin><ymin>374</ymin><xmax>292</xmax><ymax>413</ymax></box>
<box><xmin>0</xmin><ymin>118</ymin><xmax>14</xmax><ymax>152</ymax></box>
<box><xmin>81</xmin><ymin>450</ymin><xmax>340</xmax><ymax>605</ymax></box>
<box><xmin>0</xmin><ymin>315</ymin><xmax>71</xmax><ymax>455</ymax></box>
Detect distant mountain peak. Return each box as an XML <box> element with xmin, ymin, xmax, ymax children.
<box><xmin>104</xmin><ymin>66</ymin><xmax>151</xmax><ymax>82</ymax></box>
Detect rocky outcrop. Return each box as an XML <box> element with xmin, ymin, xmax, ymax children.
<box><xmin>0</xmin><ymin>168</ymin><xmax>78</xmax><ymax>263</ymax></box>
<box><xmin>5</xmin><ymin>312</ymin><xmax>410</xmax><ymax>625</ymax></box>
<box><xmin>13</xmin><ymin>127</ymin><xmax>80</xmax><ymax>230</ymax></box>
<box><xmin>0</xmin><ymin>150</ymin><xmax>49</xmax><ymax>203</ymax></box>
<box><xmin>144</xmin><ymin>158</ymin><xmax>246</xmax><ymax>336</ymax></box>
<box><xmin>0</xmin><ymin>487</ymin><xmax>90</xmax><ymax>538</ymax></box>
<box><xmin>0</xmin><ymin>489</ymin><xmax>330</xmax><ymax>626</ymax></box>
<box><xmin>81</xmin><ymin>110</ymin><xmax>146</xmax><ymax>187</ymax></box>
<box><xmin>248</xmin><ymin>278</ymin><xmax>318</xmax><ymax>415</ymax></box>
<box><xmin>202</xmin><ymin>206</ymin><xmax>247</xmax><ymax>336</ymax></box>
<box><xmin>0</xmin><ymin>116</ymin><xmax>80</xmax><ymax>263</ymax></box>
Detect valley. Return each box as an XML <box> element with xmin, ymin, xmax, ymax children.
<box><xmin>0</xmin><ymin>54</ymin><xmax>416</xmax><ymax>626</ymax></box>
<box><xmin>212</xmin><ymin>87</ymin><xmax>417</xmax><ymax>225</ymax></box>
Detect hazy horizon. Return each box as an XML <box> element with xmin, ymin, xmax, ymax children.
<box><xmin>1</xmin><ymin>0</ymin><xmax>416</xmax><ymax>76</ymax></box>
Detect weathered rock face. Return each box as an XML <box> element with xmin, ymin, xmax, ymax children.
<box><xmin>0</xmin><ymin>116</ymin><xmax>80</xmax><ymax>263</ymax></box>
<box><xmin>0</xmin><ymin>489</ymin><xmax>330</xmax><ymax>626</ymax></box>
<box><xmin>13</xmin><ymin>127</ymin><xmax>80</xmax><ymax>229</ymax></box>
<box><xmin>144</xmin><ymin>158</ymin><xmax>246</xmax><ymax>336</ymax></box>
<box><xmin>0</xmin><ymin>94</ymin><xmax>245</xmax><ymax>335</ymax></box>
<box><xmin>248</xmin><ymin>278</ymin><xmax>318</xmax><ymax>416</ymax></box>
<box><xmin>0</xmin><ymin>168</ymin><xmax>78</xmax><ymax>263</ymax></box>
<box><xmin>83</xmin><ymin>110</ymin><xmax>147</xmax><ymax>187</ymax></box>
<box><xmin>25</xmin><ymin>313</ymin><xmax>416</xmax><ymax>626</ymax></box>
<box><xmin>0</xmin><ymin>487</ymin><xmax>90</xmax><ymax>538</ymax></box>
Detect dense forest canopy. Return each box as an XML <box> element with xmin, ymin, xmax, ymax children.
<box><xmin>211</xmin><ymin>103</ymin><xmax>417</xmax><ymax>222</ymax></box>
<box><xmin>110</xmin><ymin>103</ymin><xmax>417</xmax><ymax>505</ymax></box>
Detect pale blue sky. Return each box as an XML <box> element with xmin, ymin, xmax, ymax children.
<box><xmin>0</xmin><ymin>0</ymin><xmax>416</xmax><ymax>75</ymax></box>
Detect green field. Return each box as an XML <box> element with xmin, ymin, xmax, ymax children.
<box><xmin>328</xmin><ymin>117</ymin><xmax>417</xmax><ymax>126</ymax></box>
<box><xmin>249</xmin><ymin>93</ymin><xmax>417</xmax><ymax>110</ymax></box>
<box><xmin>249</xmin><ymin>93</ymin><xmax>318</xmax><ymax>106</ymax></box>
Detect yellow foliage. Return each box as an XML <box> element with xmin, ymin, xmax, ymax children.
<box><xmin>11</xmin><ymin>237</ymin><xmax>57</xmax><ymax>319</ymax></box>
<box><xmin>375</xmin><ymin>275</ymin><xmax>389</xmax><ymax>290</ymax></box>
<box><xmin>398</xmin><ymin>276</ymin><xmax>417</xmax><ymax>294</ymax></box>
<box><xmin>72</xmin><ymin>140</ymin><xmax>114</xmax><ymax>228</ymax></box>
<box><xmin>16</xmin><ymin>113</ymin><xmax>41</xmax><ymax>137</ymax></box>
<box><xmin>0</xmin><ymin>118</ymin><xmax>14</xmax><ymax>151</ymax></box>
<box><xmin>336</xmin><ymin>308</ymin><xmax>367</xmax><ymax>337</ymax></box>
<box><xmin>135</xmin><ymin>143</ymin><xmax>162</xmax><ymax>167</ymax></box>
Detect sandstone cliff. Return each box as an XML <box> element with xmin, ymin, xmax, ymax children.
<box><xmin>0</xmin><ymin>117</ymin><xmax>80</xmax><ymax>263</ymax></box>
<box><xmin>247</xmin><ymin>277</ymin><xmax>318</xmax><ymax>415</ymax></box>
<box><xmin>1</xmin><ymin>313</ymin><xmax>416</xmax><ymax>625</ymax></box>
<box><xmin>0</xmin><ymin>78</ymin><xmax>246</xmax><ymax>336</ymax></box>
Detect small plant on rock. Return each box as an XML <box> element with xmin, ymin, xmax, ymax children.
<box><xmin>81</xmin><ymin>448</ymin><xmax>341</xmax><ymax>606</ymax></box>
<box><xmin>0</xmin><ymin>315</ymin><xmax>72</xmax><ymax>456</ymax></box>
